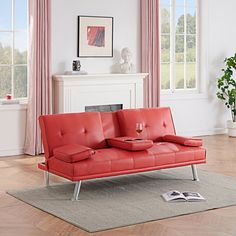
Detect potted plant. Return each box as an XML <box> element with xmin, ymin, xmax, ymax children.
<box><xmin>216</xmin><ymin>54</ymin><xmax>236</xmax><ymax>137</ymax></box>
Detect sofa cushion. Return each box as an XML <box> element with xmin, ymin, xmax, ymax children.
<box><xmin>117</xmin><ymin>107</ymin><xmax>176</xmax><ymax>141</ymax></box>
<box><xmin>162</xmin><ymin>135</ymin><xmax>203</xmax><ymax>147</ymax></box>
<box><xmin>107</xmin><ymin>137</ymin><xmax>153</xmax><ymax>151</ymax></box>
<box><xmin>48</xmin><ymin>143</ymin><xmax>206</xmax><ymax>180</ymax></box>
<box><xmin>53</xmin><ymin>144</ymin><xmax>95</xmax><ymax>163</ymax></box>
<box><xmin>39</xmin><ymin>112</ymin><xmax>106</xmax><ymax>158</ymax></box>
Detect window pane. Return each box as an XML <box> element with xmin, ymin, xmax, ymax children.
<box><xmin>14</xmin><ymin>32</ymin><xmax>27</xmax><ymax>64</ymax></box>
<box><xmin>176</xmin><ymin>0</ymin><xmax>184</xmax><ymax>6</ymax></box>
<box><xmin>14</xmin><ymin>66</ymin><xmax>27</xmax><ymax>98</ymax></box>
<box><xmin>175</xmin><ymin>63</ymin><xmax>184</xmax><ymax>89</ymax></box>
<box><xmin>186</xmin><ymin>63</ymin><xmax>196</xmax><ymax>88</ymax></box>
<box><xmin>0</xmin><ymin>33</ymin><xmax>12</xmax><ymax>64</ymax></box>
<box><xmin>175</xmin><ymin>35</ymin><xmax>184</xmax><ymax>62</ymax></box>
<box><xmin>0</xmin><ymin>0</ymin><xmax>12</xmax><ymax>30</ymax></box>
<box><xmin>161</xmin><ymin>7</ymin><xmax>170</xmax><ymax>33</ymax></box>
<box><xmin>160</xmin><ymin>0</ymin><xmax>170</xmax><ymax>6</ymax></box>
<box><xmin>187</xmin><ymin>8</ymin><xmax>196</xmax><ymax>34</ymax></box>
<box><xmin>0</xmin><ymin>66</ymin><xmax>11</xmax><ymax>98</ymax></box>
<box><xmin>186</xmin><ymin>0</ymin><xmax>196</xmax><ymax>7</ymax></box>
<box><xmin>161</xmin><ymin>63</ymin><xmax>170</xmax><ymax>90</ymax></box>
<box><xmin>176</xmin><ymin>7</ymin><xmax>185</xmax><ymax>34</ymax></box>
<box><xmin>160</xmin><ymin>0</ymin><xmax>199</xmax><ymax>92</ymax></box>
<box><xmin>15</xmin><ymin>0</ymin><xmax>27</xmax><ymax>30</ymax></box>
<box><xmin>161</xmin><ymin>35</ymin><xmax>170</xmax><ymax>62</ymax></box>
<box><xmin>186</xmin><ymin>35</ymin><xmax>196</xmax><ymax>62</ymax></box>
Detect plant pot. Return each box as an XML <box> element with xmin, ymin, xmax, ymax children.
<box><xmin>227</xmin><ymin>120</ymin><xmax>236</xmax><ymax>137</ymax></box>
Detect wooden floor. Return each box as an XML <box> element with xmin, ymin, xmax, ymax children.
<box><xmin>1</xmin><ymin>135</ymin><xmax>236</xmax><ymax>236</ymax></box>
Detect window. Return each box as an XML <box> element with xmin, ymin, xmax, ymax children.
<box><xmin>0</xmin><ymin>0</ymin><xmax>28</xmax><ymax>99</ymax></box>
<box><xmin>160</xmin><ymin>0</ymin><xmax>198</xmax><ymax>93</ymax></box>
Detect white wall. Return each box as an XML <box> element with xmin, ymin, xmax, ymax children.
<box><xmin>51</xmin><ymin>0</ymin><xmax>236</xmax><ymax>137</ymax></box>
<box><xmin>0</xmin><ymin>105</ymin><xmax>27</xmax><ymax>156</ymax></box>
<box><xmin>51</xmin><ymin>0</ymin><xmax>141</xmax><ymax>74</ymax></box>
<box><xmin>161</xmin><ymin>0</ymin><xmax>236</xmax><ymax>136</ymax></box>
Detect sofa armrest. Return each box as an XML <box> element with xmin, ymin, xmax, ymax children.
<box><xmin>53</xmin><ymin>144</ymin><xmax>95</xmax><ymax>163</ymax></box>
<box><xmin>107</xmin><ymin>137</ymin><xmax>153</xmax><ymax>151</ymax></box>
<box><xmin>162</xmin><ymin>135</ymin><xmax>203</xmax><ymax>147</ymax></box>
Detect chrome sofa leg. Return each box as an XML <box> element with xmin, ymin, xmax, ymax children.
<box><xmin>72</xmin><ymin>181</ymin><xmax>82</xmax><ymax>201</ymax></box>
<box><xmin>191</xmin><ymin>164</ymin><xmax>199</xmax><ymax>181</ymax></box>
<box><xmin>45</xmin><ymin>171</ymin><xmax>49</xmax><ymax>186</ymax></box>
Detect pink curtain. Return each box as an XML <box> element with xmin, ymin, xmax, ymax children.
<box><xmin>141</xmin><ymin>0</ymin><xmax>160</xmax><ymax>107</ymax></box>
<box><xmin>24</xmin><ymin>0</ymin><xmax>52</xmax><ymax>155</ymax></box>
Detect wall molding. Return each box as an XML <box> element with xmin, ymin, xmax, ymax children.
<box><xmin>0</xmin><ymin>147</ymin><xmax>24</xmax><ymax>157</ymax></box>
<box><xmin>0</xmin><ymin>103</ymin><xmax>27</xmax><ymax>111</ymax></box>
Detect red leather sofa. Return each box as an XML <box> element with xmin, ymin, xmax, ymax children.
<box><xmin>39</xmin><ymin>107</ymin><xmax>206</xmax><ymax>200</ymax></box>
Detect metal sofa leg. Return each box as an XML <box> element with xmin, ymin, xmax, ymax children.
<box><xmin>45</xmin><ymin>171</ymin><xmax>49</xmax><ymax>186</ymax></box>
<box><xmin>191</xmin><ymin>164</ymin><xmax>199</xmax><ymax>181</ymax></box>
<box><xmin>72</xmin><ymin>181</ymin><xmax>82</xmax><ymax>201</ymax></box>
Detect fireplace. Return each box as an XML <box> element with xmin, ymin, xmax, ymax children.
<box><xmin>53</xmin><ymin>73</ymin><xmax>147</xmax><ymax>113</ymax></box>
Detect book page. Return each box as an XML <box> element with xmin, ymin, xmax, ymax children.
<box><xmin>182</xmin><ymin>192</ymin><xmax>205</xmax><ymax>201</ymax></box>
<box><xmin>162</xmin><ymin>190</ymin><xmax>186</xmax><ymax>202</ymax></box>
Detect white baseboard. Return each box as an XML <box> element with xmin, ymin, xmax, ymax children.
<box><xmin>0</xmin><ymin>147</ymin><xmax>24</xmax><ymax>157</ymax></box>
<box><xmin>177</xmin><ymin>128</ymin><xmax>227</xmax><ymax>137</ymax></box>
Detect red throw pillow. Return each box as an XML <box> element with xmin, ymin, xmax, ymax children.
<box><xmin>162</xmin><ymin>135</ymin><xmax>203</xmax><ymax>147</ymax></box>
<box><xmin>107</xmin><ymin>137</ymin><xmax>153</xmax><ymax>151</ymax></box>
<box><xmin>53</xmin><ymin>144</ymin><xmax>95</xmax><ymax>163</ymax></box>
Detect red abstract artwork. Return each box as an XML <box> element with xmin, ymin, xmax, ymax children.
<box><xmin>87</xmin><ymin>26</ymin><xmax>105</xmax><ymax>47</ymax></box>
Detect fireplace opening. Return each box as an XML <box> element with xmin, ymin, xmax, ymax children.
<box><xmin>85</xmin><ymin>104</ymin><xmax>123</xmax><ymax>112</ymax></box>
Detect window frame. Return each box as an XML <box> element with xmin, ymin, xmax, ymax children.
<box><xmin>160</xmin><ymin>0</ymin><xmax>200</xmax><ymax>95</ymax></box>
<box><xmin>0</xmin><ymin>0</ymin><xmax>28</xmax><ymax>101</ymax></box>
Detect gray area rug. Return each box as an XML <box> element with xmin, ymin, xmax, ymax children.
<box><xmin>7</xmin><ymin>167</ymin><xmax>236</xmax><ymax>232</ymax></box>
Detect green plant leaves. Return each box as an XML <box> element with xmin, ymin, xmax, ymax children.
<box><xmin>216</xmin><ymin>54</ymin><xmax>236</xmax><ymax>121</ymax></box>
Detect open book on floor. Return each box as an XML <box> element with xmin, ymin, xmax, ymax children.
<box><xmin>162</xmin><ymin>190</ymin><xmax>205</xmax><ymax>202</ymax></box>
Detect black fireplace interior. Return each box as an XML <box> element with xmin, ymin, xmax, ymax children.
<box><xmin>85</xmin><ymin>104</ymin><xmax>123</xmax><ymax>112</ymax></box>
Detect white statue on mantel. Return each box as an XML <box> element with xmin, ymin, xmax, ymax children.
<box><xmin>119</xmin><ymin>47</ymin><xmax>135</xmax><ymax>74</ymax></box>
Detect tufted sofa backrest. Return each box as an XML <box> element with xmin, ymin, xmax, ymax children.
<box><xmin>117</xmin><ymin>107</ymin><xmax>176</xmax><ymax>140</ymax></box>
<box><xmin>39</xmin><ymin>107</ymin><xmax>176</xmax><ymax>159</ymax></box>
<box><xmin>39</xmin><ymin>112</ymin><xmax>106</xmax><ymax>159</ymax></box>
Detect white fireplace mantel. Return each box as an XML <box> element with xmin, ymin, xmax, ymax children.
<box><xmin>53</xmin><ymin>73</ymin><xmax>148</xmax><ymax>113</ymax></box>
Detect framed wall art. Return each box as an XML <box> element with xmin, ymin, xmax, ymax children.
<box><xmin>77</xmin><ymin>16</ymin><xmax>114</xmax><ymax>57</ymax></box>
